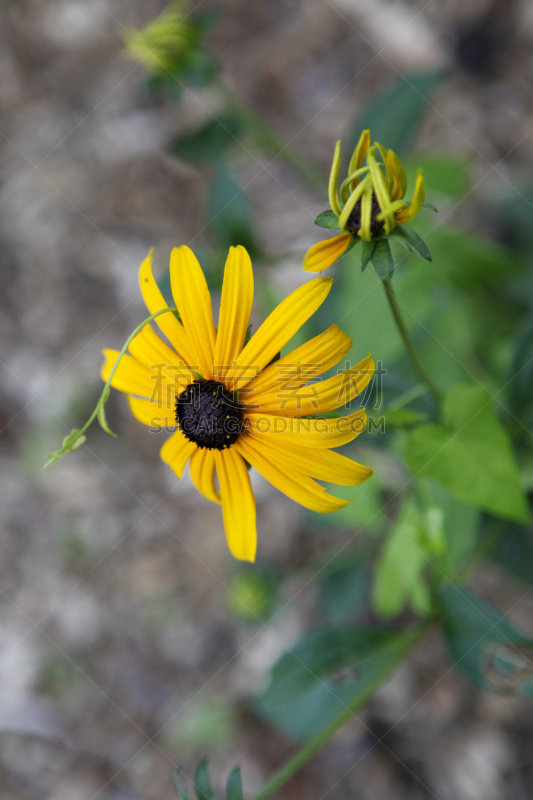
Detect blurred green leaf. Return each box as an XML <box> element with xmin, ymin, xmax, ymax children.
<box><xmin>371</xmin><ymin>238</ymin><xmax>395</xmax><ymax>280</ymax></box>
<box><xmin>208</xmin><ymin>165</ymin><xmax>257</xmax><ymax>253</ymax></box>
<box><xmin>320</xmin><ymin>559</ymin><xmax>370</xmax><ymax>623</ymax></box>
<box><xmin>315</xmin><ymin>210</ymin><xmax>340</xmax><ymax>229</ymax></box>
<box><xmin>226</xmin><ymin>768</ymin><xmax>243</xmax><ymax>800</ymax></box>
<box><xmin>195</xmin><ymin>761</ymin><xmax>215</xmax><ymax>800</ymax></box>
<box><xmin>382</xmin><ymin>407</ymin><xmax>428</xmax><ymax>428</ymax></box>
<box><xmin>508</xmin><ymin>316</ymin><xmax>533</xmax><ymax>430</ymax></box>
<box><xmin>170</xmin><ymin>115</ymin><xmax>243</xmax><ymax>163</ymax></box>
<box><xmin>406</xmin><ymin>154</ymin><xmax>469</xmax><ymax>198</ymax></box>
<box><xmin>426</xmin><ymin>227</ymin><xmax>519</xmax><ymax>288</ymax></box>
<box><xmin>492</xmin><ymin>524</ymin><xmax>533</xmax><ymax>585</ymax></box>
<box><xmin>255</xmin><ymin>627</ymin><xmax>417</xmax><ymax>740</ymax></box>
<box><xmin>406</xmin><ymin>385</ymin><xmax>529</xmax><ymax>523</ymax></box>
<box><xmin>319</xmin><ymin>475</ymin><xmax>383</xmax><ymax>532</ymax></box>
<box><xmin>372</xmin><ymin>500</ymin><xmax>432</xmax><ymax>618</ymax></box>
<box><xmin>425</xmin><ymin>482</ymin><xmax>480</xmax><ymax>579</ymax></box>
<box><xmin>439</xmin><ymin>586</ymin><xmax>533</xmax><ymax>695</ymax></box>
<box><xmin>174</xmin><ymin>768</ymin><xmax>191</xmax><ymax>800</ymax></box>
<box><xmin>349</xmin><ymin>71</ymin><xmax>445</xmax><ymax>156</ymax></box>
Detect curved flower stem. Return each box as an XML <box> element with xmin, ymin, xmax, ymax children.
<box><xmin>382</xmin><ymin>279</ymin><xmax>442</xmax><ymax>405</ymax></box>
<box><xmin>218</xmin><ymin>83</ymin><xmax>326</xmax><ymax>194</ymax></box>
<box><xmin>251</xmin><ymin>623</ymin><xmax>430</xmax><ymax>800</ymax></box>
<box><xmin>44</xmin><ymin>306</ymin><xmax>178</xmax><ymax>468</ymax></box>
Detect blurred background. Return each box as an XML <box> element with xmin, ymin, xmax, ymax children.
<box><xmin>1</xmin><ymin>0</ymin><xmax>533</xmax><ymax>798</ymax></box>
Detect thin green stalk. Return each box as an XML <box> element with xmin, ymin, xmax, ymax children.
<box><xmin>44</xmin><ymin>306</ymin><xmax>178</xmax><ymax>468</ymax></box>
<box><xmin>251</xmin><ymin>623</ymin><xmax>430</xmax><ymax>800</ymax></box>
<box><xmin>382</xmin><ymin>278</ymin><xmax>441</xmax><ymax>405</ymax></box>
<box><xmin>218</xmin><ymin>83</ymin><xmax>326</xmax><ymax>194</ymax></box>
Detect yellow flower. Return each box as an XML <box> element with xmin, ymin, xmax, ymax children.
<box><xmin>304</xmin><ymin>130</ymin><xmax>428</xmax><ymax>274</ymax></box>
<box><xmin>101</xmin><ymin>246</ymin><xmax>374</xmax><ymax>562</ymax></box>
<box><xmin>123</xmin><ymin>2</ymin><xmax>208</xmax><ymax>81</ymax></box>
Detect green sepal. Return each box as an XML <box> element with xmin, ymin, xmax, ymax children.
<box><xmin>96</xmin><ymin>387</ymin><xmax>116</xmax><ymax>437</ymax></box>
<box><xmin>174</xmin><ymin>767</ymin><xmax>191</xmax><ymax>800</ymax></box>
<box><xmin>190</xmin><ymin>370</ymin><xmax>204</xmax><ymax>381</ymax></box>
<box><xmin>345</xmin><ymin>236</ymin><xmax>361</xmax><ymax>253</ymax></box>
<box><xmin>422</xmin><ymin>202</ymin><xmax>438</xmax><ymax>212</ymax></box>
<box><xmin>314</xmin><ymin>210</ymin><xmax>340</xmax><ymax>229</ymax></box>
<box><xmin>389</xmin><ymin>225</ymin><xmax>432</xmax><ymax>262</ymax></box>
<box><xmin>226</xmin><ymin>767</ymin><xmax>243</xmax><ymax>800</ymax></box>
<box><xmin>360</xmin><ymin>240</ymin><xmax>375</xmax><ymax>272</ymax></box>
<box><xmin>371</xmin><ymin>238</ymin><xmax>395</xmax><ymax>280</ymax></box>
<box><xmin>195</xmin><ymin>760</ymin><xmax>215</xmax><ymax>800</ymax></box>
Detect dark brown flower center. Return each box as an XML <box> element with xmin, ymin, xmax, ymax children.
<box><xmin>345</xmin><ymin>192</ymin><xmax>384</xmax><ymax>238</ymax></box>
<box><xmin>175</xmin><ymin>379</ymin><xmax>244</xmax><ymax>450</ymax></box>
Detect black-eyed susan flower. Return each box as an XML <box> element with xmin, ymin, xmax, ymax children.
<box><xmin>101</xmin><ymin>246</ymin><xmax>374</xmax><ymax>563</ymax></box>
<box><xmin>304</xmin><ymin>130</ymin><xmax>434</xmax><ymax>279</ymax></box>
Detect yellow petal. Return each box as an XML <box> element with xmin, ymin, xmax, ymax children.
<box><xmin>246</xmin><ymin>432</ymin><xmax>373</xmax><ymax>486</ymax></box>
<box><xmin>303</xmin><ymin>234</ymin><xmax>351</xmax><ymax>273</ymax></box>
<box><xmin>189</xmin><ymin>448</ymin><xmax>220</xmax><ymax>504</ymax></box>
<box><xmin>245</xmin><ymin>409</ymin><xmax>368</xmax><ymax>449</ymax></box>
<box><xmin>328</xmin><ymin>140</ymin><xmax>342</xmax><ymax>217</ymax></box>
<box><xmin>170</xmin><ymin>246</ymin><xmax>216</xmax><ymax>379</ymax></box>
<box><xmin>128</xmin><ymin>324</ymin><xmax>194</xmax><ymax>401</ymax></box>
<box><xmin>241</xmin><ymin>323</ymin><xmax>351</xmax><ymax>398</ymax></box>
<box><xmin>249</xmin><ymin>353</ymin><xmax>375</xmax><ymax>416</ymax></box>
<box><xmin>101</xmin><ymin>349</ymin><xmax>154</xmax><ymax>398</ymax></box>
<box><xmin>347</xmin><ymin>129</ymin><xmax>370</xmax><ymax>186</ymax></box>
<box><xmin>225</xmin><ymin>277</ymin><xmax>333</xmax><ymax>391</ymax></box>
<box><xmin>128</xmin><ymin>396</ymin><xmax>176</xmax><ymax>427</ymax></box>
<box><xmin>358</xmin><ymin>183</ymin><xmax>373</xmax><ymax>241</ymax></box>
<box><xmin>403</xmin><ymin>169</ymin><xmax>426</xmax><ymax>222</ymax></box>
<box><xmin>236</xmin><ymin>435</ymin><xmax>349</xmax><ymax>513</ymax></box>
<box><xmin>215</xmin><ymin>448</ymin><xmax>256</xmax><ymax>562</ymax></box>
<box><xmin>367</xmin><ymin>147</ymin><xmax>395</xmax><ymax>234</ymax></box>
<box><xmin>160</xmin><ymin>429</ymin><xmax>196</xmax><ymax>479</ymax></box>
<box><xmin>213</xmin><ymin>246</ymin><xmax>254</xmax><ymax>381</ymax></box>
<box><xmin>139</xmin><ymin>249</ymin><xmax>197</xmax><ymax>367</ymax></box>
<box><xmin>386</xmin><ymin>150</ymin><xmax>407</xmax><ymax>201</ymax></box>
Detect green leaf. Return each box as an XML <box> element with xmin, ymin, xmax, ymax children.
<box><xmin>371</xmin><ymin>238</ymin><xmax>395</xmax><ymax>280</ymax></box>
<box><xmin>490</xmin><ymin>522</ymin><xmax>533</xmax><ymax>586</ymax></box>
<box><xmin>320</xmin><ymin>560</ymin><xmax>370</xmax><ymax>623</ymax></box>
<box><xmin>422</xmin><ymin>202</ymin><xmax>438</xmax><ymax>212</ymax></box>
<box><xmin>383</xmin><ymin>408</ymin><xmax>428</xmax><ymax>428</ymax></box>
<box><xmin>226</xmin><ymin>767</ymin><xmax>243</xmax><ymax>800</ymax></box>
<box><xmin>360</xmin><ymin>240</ymin><xmax>375</xmax><ymax>272</ymax></box>
<box><xmin>315</xmin><ymin>210</ymin><xmax>340</xmax><ymax>229</ymax></box>
<box><xmin>439</xmin><ymin>586</ymin><xmax>533</xmax><ymax>695</ymax></box>
<box><xmin>208</xmin><ymin>165</ymin><xmax>257</xmax><ymax>253</ymax></box>
<box><xmin>96</xmin><ymin>388</ymin><xmax>116</xmax><ymax>437</ymax></box>
<box><xmin>406</xmin><ymin>385</ymin><xmax>529</xmax><ymax>523</ymax></box>
<box><xmin>174</xmin><ymin>767</ymin><xmax>191</xmax><ymax>800</ymax></box>
<box><xmin>195</xmin><ymin>760</ymin><xmax>215</xmax><ymax>800</ymax></box>
<box><xmin>170</xmin><ymin>114</ymin><xmax>243</xmax><ymax>163</ymax></box>
<box><xmin>390</xmin><ymin>225</ymin><xmax>432</xmax><ymax>262</ymax></box>
<box><xmin>255</xmin><ymin>627</ymin><xmax>418</xmax><ymax>740</ymax></box>
<box><xmin>372</xmin><ymin>500</ymin><xmax>432</xmax><ymax>618</ymax></box>
<box><xmin>349</xmin><ymin>71</ymin><xmax>445</xmax><ymax>156</ymax></box>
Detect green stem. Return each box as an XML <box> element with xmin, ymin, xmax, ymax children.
<box><xmin>218</xmin><ymin>83</ymin><xmax>326</xmax><ymax>194</ymax></box>
<box><xmin>382</xmin><ymin>278</ymin><xmax>441</xmax><ymax>405</ymax></box>
<box><xmin>44</xmin><ymin>306</ymin><xmax>178</xmax><ymax>468</ymax></box>
<box><xmin>251</xmin><ymin>623</ymin><xmax>429</xmax><ymax>800</ymax></box>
